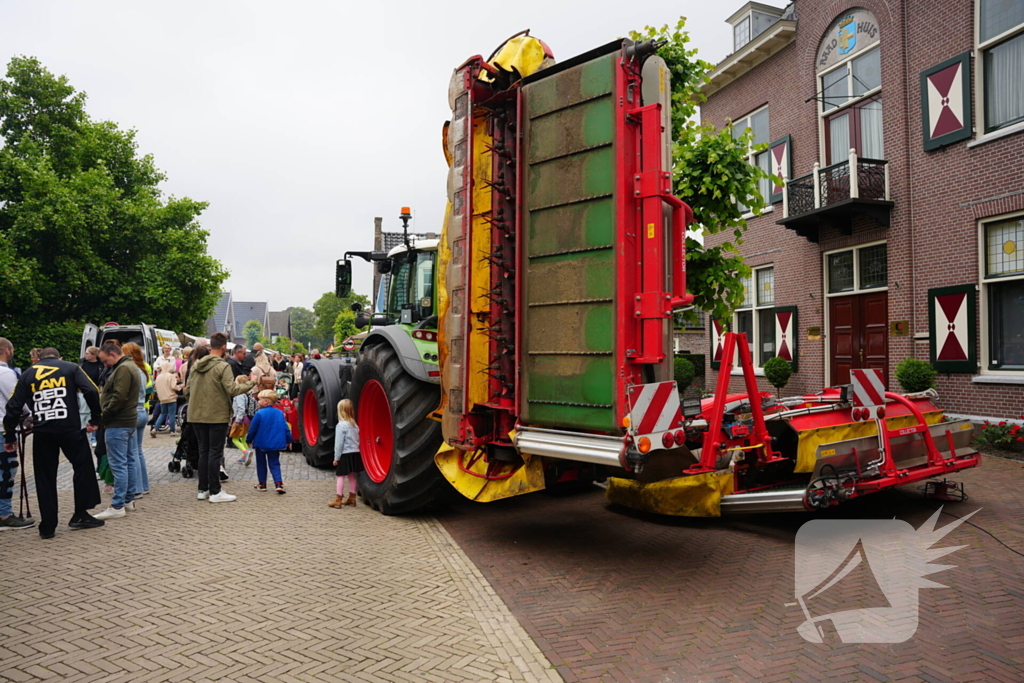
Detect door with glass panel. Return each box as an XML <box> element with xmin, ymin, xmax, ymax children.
<box><xmin>827</xmin><ymin>244</ymin><xmax>889</xmax><ymax>386</ymax></box>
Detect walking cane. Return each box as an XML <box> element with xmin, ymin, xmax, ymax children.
<box><xmin>17</xmin><ymin>423</ymin><xmax>32</xmax><ymax>520</ymax></box>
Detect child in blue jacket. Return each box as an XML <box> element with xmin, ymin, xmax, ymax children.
<box><xmin>246</xmin><ymin>390</ymin><xmax>293</xmax><ymax>494</ymax></box>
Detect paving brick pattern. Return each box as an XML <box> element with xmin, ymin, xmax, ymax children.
<box><xmin>1</xmin><ymin>433</ymin><xmax>561</xmax><ymax>683</ymax></box>
<box><xmin>438</xmin><ymin>457</ymin><xmax>1024</xmax><ymax>683</ymax></box>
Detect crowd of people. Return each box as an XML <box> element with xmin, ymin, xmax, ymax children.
<box><xmin>0</xmin><ymin>333</ymin><xmax>360</xmax><ymax>540</ymax></box>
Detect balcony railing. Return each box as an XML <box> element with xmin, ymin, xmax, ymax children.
<box><xmin>778</xmin><ymin>150</ymin><xmax>892</xmax><ymax>242</ymax></box>
<box><xmin>782</xmin><ymin>150</ymin><xmax>889</xmax><ymax>218</ymax></box>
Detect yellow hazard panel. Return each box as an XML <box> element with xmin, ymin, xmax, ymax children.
<box><xmin>434</xmin><ymin>442</ymin><xmax>546</xmax><ymax>502</ymax></box>
<box><xmin>793</xmin><ymin>411</ymin><xmax>944</xmax><ymax>473</ymax></box>
<box><xmin>605</xmin><ymin>471</ymin><xmax>735</xmax><ymax>517</ymax></box>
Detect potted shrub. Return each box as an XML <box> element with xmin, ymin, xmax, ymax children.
<box><xmin>895</xmin><ymin>358</ymin><xmax>937</xmax><ymax>393</ymax></box>
<box><xmin>674</xmin><ymin>356</ymin><xmax>696</xmax><ymax>392</ymax></box>
<box><xmin>763</xmin><ymin>357</ymin><xmax>792</xmax><ymax>397</ymax></box>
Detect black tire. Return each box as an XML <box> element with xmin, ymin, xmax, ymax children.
<box><xmin>350</xmin><ymin>342</ymin><xmax>446</xmax><ymax>515</ymax></box>
<box><xmin>182</xmin><ymin>464</ymin><xmax>193</xmax><ymax>479</ymax></box>
<box><xmin>299</xmin><ymin>359</ymin><xmax>353</xmax><ymax>467</ymax></box>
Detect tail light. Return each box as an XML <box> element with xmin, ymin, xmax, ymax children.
<box><xmin>412</xmin><ymin>330</ymin><xmax>438</xmax><ymax>342</ymax></box>
<box><xmin>674</xmin><ymin>429</ymin><xmax>686</xmax><ymax>445</ymax></box>
<box><xmin>662</xmin><ymin>432</ymin><xmax>675</xmax><ymax>449</ymax></box>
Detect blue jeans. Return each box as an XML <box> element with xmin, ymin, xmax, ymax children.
<box><xmin>105</xmin><ymin>427</ymin><xmax>138</xmax><ymax>509</ymax></box>
<box><xmin>133</xmin><ymin>409</ymin><xmax>150</xmax><ymax>495</ymax></box>
<box><xmin>153</xmin><ymin>402</ymin><xmax>178</xmax><ymax>432</ymax></box>
<box><xmin>255</xmin><ymin>449</ymin><xmax>282</xmax><ymax>485</ymax></box>
<box><xmin>0</xmin><ymin>449</ymin><xmax>17</xmax><ymax>518</ymax></box>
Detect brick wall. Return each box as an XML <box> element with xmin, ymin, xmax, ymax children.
<box><xmin>700</xmin><ymin>0</ymin><xmax>1024</xmax><ymax>419</ymax></box>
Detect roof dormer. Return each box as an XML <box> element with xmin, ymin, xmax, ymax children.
<box><xmin>727</xmin><ymin>2</ymin><xmax>787</xmax><ymax>51</ymax></box>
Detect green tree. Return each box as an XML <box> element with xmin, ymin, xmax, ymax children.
<box><xmin>333</xmin><ymin>311</ymin><xmax>358</xmax><ymax>346</ymax></box>
<box><xmin>242</xmin><ymin>320</ymin><xmax>264</xmax><ymax>348</ymax></box>
<box><xmin>312</xmin><ymin>291</ymin><xmax>369</xmax><ymax>348</ymax></box>
<box><xmin>631</xmin><ymin>20</ymin><xmax>776</xmax><ymax>325</ymax></box>
<box><xmin>0</xmin><ymin>57</ymin><xmax>227</xmax><ymax>366</ymax></box>
<box><xmin>286</xmin><ymin>306</ymin><xmax>317</xmax><ymax>348</ymax></box>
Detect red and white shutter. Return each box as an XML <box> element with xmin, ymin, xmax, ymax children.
<box><xmin>773</xmin><ymin>306</ymin><xmax>798</xmax><ymax>371</ymax></box>
<box><xmin>768</xmin><ymin>135</ymin><xmax>791</xmax><ymax>204</ymax></box>
<box><xmin>921</xmin><ymin>52</ymin><xmax>972</xmax><ymax>151</ymax></box>
<box><xmin>929</xmin><ymin>285</ymin><xmax>976</xmax><ymax>372</ymax></box>
<box><xmin>710</xmin><ymin>318</ymin><xmax>724</xmax><ymax>370</ymax></box>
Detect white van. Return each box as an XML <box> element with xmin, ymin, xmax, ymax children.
<box><xmin>81</xmin><ymin>322</ymin><xmax>172</xmax><ymax>366</ymax></box>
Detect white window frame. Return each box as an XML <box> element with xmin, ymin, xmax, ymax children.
<box><xmin>817</xmin><ymin>46</ymin><xmax>883</xmax><ymax>164</ymax></box>
<box><xmin>973</xmin><ymin>0</ymin><xmax>1024</xmax><ymax>144</ymax></box>
<box><xmin>732</xmin><ymin>264</ymin><xmax>775</xmax><ymax>373</ymax></box>
<box><xmin>734</xmin><ymin>15</ymin><xmax>751</xmax><ymax>51</ymax></box>
<box><xmin>978</xmin><ymin>211</ymin><xmax>1024</xmax><ymax>376</ymax></box>
<box><xmin>823</xmin><ymin>240</ymin><xmax>889</xmax><ymax>298</ymax></box>
<box><xmin>821</xmin><ymin>240</ymin><xmax>888</xmax><ymax>387</ymax></box>
<box><xmin>729</xmin><ymin>105</ymin><xmax>773</xmax><ymax>219</ymax></box>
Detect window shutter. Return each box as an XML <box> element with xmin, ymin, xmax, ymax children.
<box><xmin>768</xmin><ymin>135</ymin><xmax>791</xmax><ymax>204</ymax></box>
<box><xmin>928</xmin><ymin>284</ymin><xmax>977</xmax><ymax>372</ymax></box>
<box><xmin>920</xmin><ymin>52</ymin><xmax>972</xmax><ymax>151</ymax></box>
<box><xmin>710</xmin><ymin>319</ymin><xmax>724</xmax><ymax>370</ymax></box>
<box><xmin>773</xmin><ymin>306</ymin><xmax>798</xmax><ymax>372</ymax></box>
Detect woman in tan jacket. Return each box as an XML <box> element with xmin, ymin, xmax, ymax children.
<box><xmin>152</xmin><ymin>365</ymin><xmax>182</xmax><ymax>436</ymax></box>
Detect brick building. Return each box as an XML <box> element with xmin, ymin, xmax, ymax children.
<box><xmin>700</xmin><ymin>0</ymin><xmax>1024</xmax><ymax>420</ymax></box>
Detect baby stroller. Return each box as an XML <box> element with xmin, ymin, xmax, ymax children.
<box><xmin>168</xmin><ymin>403</ymin><xmax>199</xmax><ymax>478</ymax></box>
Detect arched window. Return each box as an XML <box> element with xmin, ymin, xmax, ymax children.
<box><xmin>816</xmin><ymin>10</ymin><xmax>883</xmax><ymax>164</ymax></box>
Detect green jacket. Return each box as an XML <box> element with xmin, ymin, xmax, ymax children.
<box><xmin>185</xmin><ymin>354</ymin><xmax>254</xmax><ymax>424</ymax></box>
<box><xmin>101</xmin><ymin>355</ymin><xmax>142</xmax><ymax>428</ymax></box>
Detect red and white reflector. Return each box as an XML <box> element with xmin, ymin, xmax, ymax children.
<box><xmin>851</xmin><ymin>368</ymin><xmax>886</xmax><ymax>412</ymax></box>
<box><xmin>626</xmin><ymin>381</ymin><xmax>683</xmax><ymax>452</ymax></box>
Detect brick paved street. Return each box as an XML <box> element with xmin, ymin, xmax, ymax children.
<box><xmin>1</xmin><ymin>434</ymin><xmax>561</xmax><ymax>683</ymax></box>
<box><xmin>4</xmin><ymin>429</ymin><xmax>1024</xmax><ymax>682</ymax></box>
<box><xmin>438</xmin><ymin>456</ymin><xmax>1024</xmax><ymax>683</ymax></box>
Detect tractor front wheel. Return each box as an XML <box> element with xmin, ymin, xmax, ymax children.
<box><xmin>350</xmin><ymin>342</ymin><xmax>445</xmax><ymax>515</ymax></box>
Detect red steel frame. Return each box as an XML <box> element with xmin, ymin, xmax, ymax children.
<box><xmin>848</xmin><ymin>391</ymin><xmax>980</xmax><ymax>494</ymax></box>
<box><xmin>694</xmin><ymin>332</ymin><xmax>980</xmax><ymax>500</ymax></box>
<box><xmin>615</xmin><ymin>47</ymin><xmax>695</xmax><ymax>422</ymax></box>
<box><xmin>688</xmin><ymin>332</ymin><xmax>783</xmax><ymax>474</ymax></box>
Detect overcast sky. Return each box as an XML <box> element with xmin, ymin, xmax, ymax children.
<box><xmin>0</xmin><ymin>0</ymin><xmax>785</xmax><ymax>315</ymax></box>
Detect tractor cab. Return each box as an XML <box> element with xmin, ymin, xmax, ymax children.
<box><xmin>381</xmin><ymin>242</ymin><xmax>437</xmax><ymax>326</ymax></box>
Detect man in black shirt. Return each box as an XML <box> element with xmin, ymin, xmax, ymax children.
<box><xmin>3</xmin><ymin>348</ymin><xmax>104</xmax><ymax>538</ymax></box>
<box><xmin>227</xmin><ymin>345</ymin><xmax>253</xmax><ymax>378</ymax></box>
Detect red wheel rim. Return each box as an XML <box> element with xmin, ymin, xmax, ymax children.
<box><xmin>302</xmin><ymin>388</ymin><xmax>320</xmax><ymax>446</ymax></box>
<box><xmin>359</xmin><ymin>379</ymin><xmax>393</xmax><ymax>483</ymax></box>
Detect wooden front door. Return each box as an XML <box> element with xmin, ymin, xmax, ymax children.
<box><xmin>830</xmin><ymin>292</ymin><xmax>889</xmax><ymax>387</ymax></box>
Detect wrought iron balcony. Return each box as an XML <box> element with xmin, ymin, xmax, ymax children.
<box><xmin>777</xmin><ymin>150</ymin><xmax>893</xmax><ymax>243</ymax></box>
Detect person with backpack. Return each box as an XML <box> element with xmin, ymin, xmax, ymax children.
<box><xmin>230</xmin><ymin>376</ymin><xmax>258</xmax><ymax>465</ymax></box>
<box><xmin>184</xmin><ymin>332</ymin><xmax>254</xmax><ymax>503</ymax></box>
<box><xmin>245</xmin><ymin>390</ymin><xmax>292</xmax><ymax>494</ymax></box>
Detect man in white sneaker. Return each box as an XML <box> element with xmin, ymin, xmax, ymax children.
<box><xmin>185</xmin><ymin>333</ymin><xmax>254</xmax><ymax>503</ymax></box>
<box><xmin>94</xmin><ymin>341</ymin><xmax>141</xmax><ymax>520</ymax></box>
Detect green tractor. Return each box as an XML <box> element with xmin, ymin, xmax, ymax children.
<box><xmin>298</xmin><ymin>209</ymin><xmax>448</xmax><ymax>513</ymax></box>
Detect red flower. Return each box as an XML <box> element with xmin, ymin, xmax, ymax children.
<box><xmin>999</xmin><ymin>421</ymin><xmax>1007</xmax><ymax>427</ymax></box>
<box><xmin>1017</xmin><ymin>437</ymin><xmax>1024</xmax><ymax>442</ymax></box>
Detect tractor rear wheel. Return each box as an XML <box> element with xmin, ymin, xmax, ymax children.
<box><xmin>350</xmin><ymin>342</ymin><xmax>445</xmax><ymax>515</ymax></box>
<box><xmin>299</xmin><ymin>359</ymin><xmax>352</xmax><ymax>467</ymax></box>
